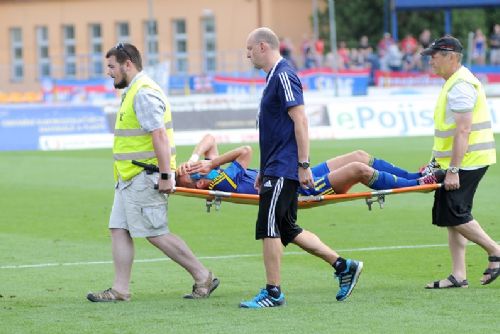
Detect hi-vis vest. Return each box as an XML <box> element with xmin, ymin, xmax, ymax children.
<box><xmin>113</xmin><ymin>75</ymin><xmax>176</xmax><ymax>181</ymax></box>
<box><xmin>433</xmin><ymin>66</ymin><xmax>496</xmax><ymax>169</ymax></box>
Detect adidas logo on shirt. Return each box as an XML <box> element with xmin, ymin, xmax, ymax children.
<box><xmin>264</xmin><ymin>180</ymin><xmax>272</xmax><ymax>187</ymax></box>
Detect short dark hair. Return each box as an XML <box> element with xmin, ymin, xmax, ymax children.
<box><xmin>106</xmin><ymin>43</ymin><xmax>143</xmax><ymax>71</ymax></box>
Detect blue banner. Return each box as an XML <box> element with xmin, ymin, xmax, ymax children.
<box><xmin>0</xmin><ymin>105</ymin><xmax>110</xmax><ymax>151</ymax></box>
<box><xmin>299</xmin><ymin>70</ymin><xmax>370</xmax><ymax>96</ymax></box>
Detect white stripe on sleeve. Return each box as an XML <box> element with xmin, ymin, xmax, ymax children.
<box><xmin>278</xmin><ymin>72</ymin><xmax>295</xmax><ymax>102</ymax></box>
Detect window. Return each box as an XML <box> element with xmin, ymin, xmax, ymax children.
<box><xmin>116</xmin><ymin>22</ymin><xmax>129</xmax><ymax>43</ymax></box>
<box><xmin>172</xmin><ymin>19</ymin><xmax>188</xmax><ymax>73</ymax></box>
<box><xmin>10</xmin><ymin>27</ymin><xmax>23</xmax><ymax>81</ymax></box>
<box><xmin>89</xmin><ymin>23</ymin><xmax>103</xmax><ymax>77</ymax></box>
<box><xmin>202</xmin><ymin>16</ymin><xmax>216</xmax><ymax>73</ymax></box>
<box><xmin>62</xmin><ymin>25</ymin><xmax>76</xmax><ymax>77</ymax></box>
<box><xmin>36</xmin><ymin>26</ymin><xmax>50</xmax><ymax>79</ymax></box>
<box><xmin>144</xmin><ymin>20</ymin><xmax>159</xmax><ymax>66</ymax></box>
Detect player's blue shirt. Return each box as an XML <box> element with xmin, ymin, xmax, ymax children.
<box><xmin>258</xmin><ymin>58</ymin><xmax>304</xmax><ymax>181</ymax></box>
<box><xmin>209</xmin><ymin>161</ymin><xmax>258</xmax><ymax>194</ymax></box>
<box><xmin>208</xmin><ymin>161</ymin><xmax>333</xmax><ymax>197</ymax></box>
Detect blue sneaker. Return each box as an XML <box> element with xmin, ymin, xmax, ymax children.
<box><xmin>239</xmin><ymin>288</ymin><xmax>285</xmax><ymax>308</ymax></box>
<box><xmin>335</xmin><ymin>259</ymin><xmax>363</xmax><ymax>301</ymax></box>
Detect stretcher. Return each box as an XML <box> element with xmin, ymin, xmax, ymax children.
<box><xmin>172</xmin><ymin>184</ymin><xmax>441</xmax><ymax>212</ymax></box>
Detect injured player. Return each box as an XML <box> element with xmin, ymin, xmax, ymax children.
<box><xmin>176</xmin><ymin>134</ymin><xmax>444</xmax><ymax>195</ymax></box>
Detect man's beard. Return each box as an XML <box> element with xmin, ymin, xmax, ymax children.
<box><xmin>114</xmin><ymin>67</ymin><xmax>128</xmax><ymax>89</ymax></box>
<box><xmin>114</xmin><ymin>77</ymin><xmax>128</xmax><ymax>89</ymax></box>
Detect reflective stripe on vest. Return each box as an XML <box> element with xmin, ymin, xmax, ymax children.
<box><xmin>114</xmin><ymin>147</ymin><xmax>177</xmax><ymax>161</ymax></box>
<box><xmin>113</xmin><ymin>74</ymin><xmax>176</xmax><ymax>181</ymax></box>
<box><xmin>432</xmin><ymin>66</ymin><xmax>496</xmax><ymax>169</ymax></box>
<box><xmin>434</xmin><ymin>121</ymin><xmax>492</xmax><ymax>138</ymax></box>
<box><xmin>114</xmin><ymin>121</ymin><xmax>173</xmax><ymax>136</ymax></box>
<box><xmin>433</xmin><ymin>142</ymin><xmax>496</xmax><ymax>158</ymax></box>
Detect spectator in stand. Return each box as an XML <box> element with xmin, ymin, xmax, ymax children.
<box><xmin>419</xmin><ymin>29</ymin><xmax>432</xmax><ymax>49</ymax></box>
<box><xmin>301</xmin><ymin>35</ymin><xmax>317</xmax><ymax>69</ymax></box>
<box><xmin>377</xmin><ymin>32</ymin><xmax>396</xmax><ymax>71</ymax></box>
<box><xmin>401</xmin><ymin>33</ymin><xmax>418</xmax><ymax>55</ymax></box>
<box><xmin>386</xmin><ymin>44</ymin><xmax>403</xmax><ymax>72</ymax></box>
<box><xmin>489</xmin><ymin>24</ymin><xmax>500</xmax><ymax>65</ymax></box>
<box><xmin>349</xmin><ymin>48</ymin><xmax>365</xmax><ymax>69</ymax></box>
<box><xmin>402</xmin><ymin>42</ymin><xmax>422</xmax><ymax>72</ymax></box>
<box><xmin>358</xmin><ymin>35</ymin><xmax>370</xmax><ymax>50</ymax></box>
<box><xmin>419</xmin><ymin>29</ymin><xmax>432</xmax><ymax>71</ymax></box>
<box><xmin>324</xmin><ymin>50</ymin><xmax>343</xmax><ymax>71</ymax></box>
<box><xmin>377</xmin><ymin>33</ymin><xmax>395</xmax><ymax>56</ymax></box>
<box><xmin>279</xmin><ymin>37</ymin><xmax>297</xmax><ymax>69</ymax></box>
<box><xmin>314</xmin><ymin>38</ymin><xmax>325</xmax><ymax>67</ymax></box>
<box><xmin>337</xmin><ymin>41</ymin><xmax>351</xmax><ymax>69</ymax></box>
<box><xmin>363</xmin><ymin>46</ymin><xmax>380</xmax><ymax>85</ymax></box>
<box><xmin>304</xmin><ymin>47</ymin><xmax>318</xmax><ymax>69</ymax></box>
<box><xmin>472</xmin><ymin>28</ymin><xmax>487</xmax><ymax>65</ymax></box>
<box><xmin>357</xmin><ymin>35</ymin><xmax>379</xmax><ymax>82</ymax></box>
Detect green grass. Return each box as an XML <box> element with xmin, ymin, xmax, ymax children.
<box><xmin>1</xmin><ymin>136</ymin><xmax>499</xmax><ymax>333</ymax></box>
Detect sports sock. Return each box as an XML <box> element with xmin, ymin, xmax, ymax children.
<box><xmin>371</xmin><ymin>158</ymin><xmax>421</xmax><ymax>179</ymax></box>
<box><xmin>369</xmin><ymin>170</ymin><xmax>418</xmax><ymax>190</ymax></box>
<box><xmin>266</xmin><ymin>284</ymin><xmax>281</xmax><ymax>298</ymax></box>
<box><xmin>332</xmin><ymin>257</ymin><xmax>347</xmax><ymax>274</ymax></box>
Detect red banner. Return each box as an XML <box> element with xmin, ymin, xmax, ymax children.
<box><xmin>375</xmin><ymin>70</ymin><xmax>500</xmax><ymax>87</ymax></box>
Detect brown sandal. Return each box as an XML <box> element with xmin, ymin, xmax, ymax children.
<box><xmin>87</xmin><ymin>288</ymin><xmax>131</xmax><ymax>302</ymax></box>
<box><xmin>425</xmin><ymin>274</ymin><xmax>468</xmax><ymax>289</ymax></box>
<box><xmin>183</xmin><ymin>271</ymin><xmax>220</xmax><ymax>299</ymax></box>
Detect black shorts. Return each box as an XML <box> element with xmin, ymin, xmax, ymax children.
<box><xmin>432</xmin><ymin>167</ymin><xmax>488</xmax><ymax>227</ymax></box>
<box><xmin>255</xmin><ymin>176</ymin><xmax>303</xmax><ymax>246</ymax></box>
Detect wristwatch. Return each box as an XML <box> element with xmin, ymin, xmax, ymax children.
<box><xmin>160</xmin><ymin>172</ymin><xmax>172</xmax><ymax>180</ymax></box>
<box><xmin>298</xmin><ymin>161</ymin><xmax>310</xmax><ymax>169</ymax></box>
<box><xmin>448</xmin><ymin>166</ymin><xmax>459</xmax><ymax>174</ymax></box>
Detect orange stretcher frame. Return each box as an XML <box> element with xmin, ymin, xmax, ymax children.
<box><xmin>173</xmin><ymin>184</ymin><xmax>441</xmax><ymax>212</ymax></box>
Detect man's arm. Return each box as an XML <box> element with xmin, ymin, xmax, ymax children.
<box><xmin>288</xmin><ymin>105</ymin><xmax>314</xmax><ymax>189</ymax></box>
<box><xmin>212</xmin><ymin>145</ymin><xmax>252</xmax><ymax>169</ymax></box>
<box><xmin>133</xmin><ymin>87</ymin><xmax>173</xmax><ymax>193</ymax></box>
<box><xmin>450</xmin><ymin>112</ymin><xmax>472</xmax><ymax>168</ymax></box>
<box><xmin>188</xmin><ymin>145</ymin><xmax>252</xmax><ymax>175</ymax></box>
<box><xmin>152</xmin><ymin>128</ymin><xmax>174</xmax><ymax>193</ymax></box>
<box><xmin>178</xmin><ymin>134</ymin><xmax>219</xmax><ymax>175</ymax></box>
<box><xmin>191</xmin><ymin>133</ymin><xmax>220</xmax><ymax>161</ymax></box>
<box><xmin>444</xmin><ymin>81</ymin><xmax>476</xmax><ymax>191</ymax></box>
<box><xmin>445</xmin><ymin>111</ymin><xmax>472</xmax><ymax>191</ymax></box>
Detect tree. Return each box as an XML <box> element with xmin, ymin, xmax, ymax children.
<box><xmin>316</xmin><ymin>0</ymin><xmax>500</xmax><ymax>53</ymax></box>
<box><xmin>316</xmin><ymin>0</ymin><xmax>385</xmax><ymax>51</ymax></box>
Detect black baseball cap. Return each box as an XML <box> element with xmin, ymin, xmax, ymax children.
<box><xmin>420</xmin><ymin>36</ymin><xmax>463</xmax><ymax>56</ymax></box>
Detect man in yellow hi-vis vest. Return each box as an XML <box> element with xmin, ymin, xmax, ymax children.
<box><xmin>87</xmin><ymin>43</ymin><xmax>219</xmax><ymax>302</ymax></box>
<box><xmin>420</xmin><ymin>36</ymin><xmax>499</xmax><ymax>289</ymax></box>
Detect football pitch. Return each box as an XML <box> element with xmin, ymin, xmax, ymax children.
<box><xmin>1</xmin><ymin>135</ymin><xmax>499</xmax><ymax>334</ymax></box>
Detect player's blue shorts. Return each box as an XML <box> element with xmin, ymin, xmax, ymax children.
<box><xmin>298</xmin><ymin>162</ymin><xmax>335</xmax><ymax>196</ymax></box>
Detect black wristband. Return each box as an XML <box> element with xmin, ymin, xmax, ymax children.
<box><xmin>160</xmin><ymin>173</ymin><xmax>170</xmax><ymax>180</ymax></box>
<box><xmin>298</xmin><ymin>161</ymin><xmax>310</xmax><ymax>169</ymax></box>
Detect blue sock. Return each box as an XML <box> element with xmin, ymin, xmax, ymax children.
<box><xmin>371</xmin><ymin>158</ymin><xmax>421</xmax><ymax>179</ymax></box>
<box><xmin>369</xmin><ymin>170</ymin><xmax>418</xmax><ymax>190</ymax></box>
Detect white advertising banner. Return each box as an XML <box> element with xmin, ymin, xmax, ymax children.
<box><xmin>327</xmin><ymin>95</ymin><xmax>500</xmax><ymax>139</ymax></box>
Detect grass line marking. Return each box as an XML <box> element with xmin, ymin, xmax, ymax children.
<box><xmin>0</xmin><ymin>242</ymin><xmax>459</xmax><ymax>270</ymax></box>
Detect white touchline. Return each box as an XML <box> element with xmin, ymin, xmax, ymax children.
<box><xmin>0</xmin><ymin>242</ymin><xmax>476</xmax><ymax>270</ymax></box>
